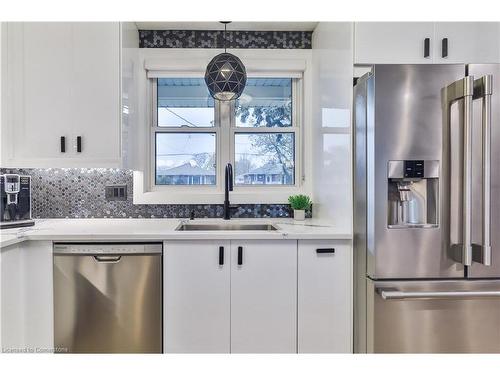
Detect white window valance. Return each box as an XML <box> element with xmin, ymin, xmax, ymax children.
<box><xmin>145</xmin><ymin>58</ymin><xmax>305</xmax><ymax>79</ymax></box>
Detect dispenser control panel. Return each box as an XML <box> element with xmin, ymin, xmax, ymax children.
<box><xmin>404</xmin><ymin>160</ymin><xmax>424</xmax><ymax>178</ymax></box>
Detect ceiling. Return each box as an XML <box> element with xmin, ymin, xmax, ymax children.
<box><xmin>135</xmin><ymin>22</ymin><xmax>318</xmax><ymax>31</ymax></box>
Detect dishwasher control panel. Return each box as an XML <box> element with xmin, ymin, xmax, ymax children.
<box><xmin>53</xmin><ymin>243</ymin><xmax>163</xmax><ymax>255</ymax></box>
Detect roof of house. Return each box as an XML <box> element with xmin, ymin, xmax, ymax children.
<box><xmin>158</xmin><ymin>162</ymin><xmax>215</xmax><ymax>176</ymax></box>
<box><xmin>240</xmin><ymin>163</ymin><xmax>286</xmax><ymax>176</ymax></box>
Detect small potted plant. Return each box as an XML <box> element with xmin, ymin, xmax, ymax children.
<box><xmin>288</xmin><ymin>194</ymin><xmax>312</xmax><ymax>221</ymax></box>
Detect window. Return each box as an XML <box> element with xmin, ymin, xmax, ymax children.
<box><xmin>233</xmin><ymin>78</ymin><xmax>295</xmax><ymax>185</ymax></box>
<box><xmin>154</xmin><ymin>78</ymin><xmax>217</xmax><ymax>186</ymax></box>
<box><xmin>152</xmin><ymin>77</ymin><xmax>300</xmax><ymax>189</ymax></box>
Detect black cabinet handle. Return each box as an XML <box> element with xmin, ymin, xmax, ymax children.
<box><xmin>76</xmin><ymin>136</ymin><xmax>82</xmax><ymax>153</ymax></box>
<box><xmin>219</xmin><ymin>246</ymin><xmax>224</xmax><ymax>266</ymax></box>
<box><xmin>441</xmin><ymin>38</ymin><xmax>448</xmax><ymax>58</ymax></box>
<box><xmin>316</xmin><ymin>248</ymin><xmax>335</xmax><ymax>254</ymax></box>
<box><xmin>424</xmin><ymin>38</ymin><xmax>430</xmax><ymax>58</ymax></box>
<box><xmin>60</xmin><ymin>136</ymin><xmax>66</xmax><ymax>153</ymax></box>
<box><xmin>237</xmin><ymin>246</ymin><xmax>243</xmax><ymax>265</ymax></box>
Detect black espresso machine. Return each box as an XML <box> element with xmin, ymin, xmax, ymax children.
<box><xmin>0</xmin><ymin>174</ymin><xmax>34</xmax><ymax>229</ymax></box>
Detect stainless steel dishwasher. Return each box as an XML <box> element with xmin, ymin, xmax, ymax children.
<box><xmin>53</xmin><ymin>243</ymin><xmax>163</xmax><ymax>353</ymax></box>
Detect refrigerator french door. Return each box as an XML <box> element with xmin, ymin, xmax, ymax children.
<box><xmin>353</xmin><ymin>64</ymin><xmax>500</xmax><ymax>353</ymax></box>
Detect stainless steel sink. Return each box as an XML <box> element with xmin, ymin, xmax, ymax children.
<box><xmin>176</xmin><ymin>223</ymin><xmax>278</xmax><ymax>231</ymax></box>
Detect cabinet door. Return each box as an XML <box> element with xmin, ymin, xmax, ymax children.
<box><xmin>8</xmin><ymin>23</ymin><xmax>73</xmax><ymax>162</ymax></box>
<box><xmin>433</xmin><ymin>22</ymin><xmax>500</xmax><ymax>63</ymax></box>
<box><xmin>0</xmin><ymin>243</ymin><xmax>24</xmax><ymax>349</ymax></box>
<box><xmin>354</xmin><ymin>22</ymin><xmax>434</xmax><ymax>64</ymax></box>
<box><xmin>71</xmin><ymin>22</ymin><xmax>121</xmax><ymax>162</ymax></box>
<box><xmin>164</xmin><ymin>240</ymin><xmax>230</xmax><ymax>353</ymax></box>
<box><xmin>298</xmin><ymin>240</ymin><xmax>352</xmax><ymax>353</ymax></box>
<box><xmin>230</xmin><ymin>240</ymin><xmax>297</xmax><ymax>353</ymax></box>
<box><xmin>2</xmin><ymin>22</ymin><xmax>121</xmax><ymax>168</ymax></box>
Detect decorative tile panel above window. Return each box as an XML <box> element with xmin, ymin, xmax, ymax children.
<box><xmin>139</xmin><ymin>30</ymin><xmax>312</xmax><ymax>49</ymax></box>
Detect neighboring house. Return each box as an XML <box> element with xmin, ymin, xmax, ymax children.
<box><xmin>235</xmin><ymin>163</ymin><xmax>292</xmax><ymax>185</ymax></box>
<box><xmin>157</xmin><ymin>162</ymin><xmax>215</xmax><ymax>185</ymax></box>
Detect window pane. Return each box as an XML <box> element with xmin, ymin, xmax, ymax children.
<box><xmin>157</xmin><ymin>78</ymin><xmax>215</xmax><ymax>127</ymax></box>
<box><xmin>156</xmin><ymin>133</ymin><xmax>216</xmax><ymax>185</ymax></box>
<box><xmin>235</xmin><ymin>78</ymin><xmax>292</xmax><ymax>128</ymax></box>
<box><xmin>234</xmin><ymin>133</ymin><xmax>294</xmax><ymax>185</ymax></box>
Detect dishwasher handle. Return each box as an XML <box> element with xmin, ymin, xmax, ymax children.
<box><xmin>378</xmin><ymin>288</ymin><xmax>500</xmax><ymax>300</ymax></box>
<box><xmin>93</xmin><ymin>255</ymin><xmax>122</xmax><ymax>263</ymax></box>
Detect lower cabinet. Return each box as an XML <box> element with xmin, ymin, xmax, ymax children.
<box><xmin>164</xmin><ymin>240</ymin><xmax>230</xmax><ymax>353</ymax></box>
<box><xmin>298</xmin><ymin>240</ymin><xmax>352</xmax><ymax>353</ymax></box>
<box><xmin>0</xmin><ymin>241</ymin><xmax>53</xmax><ymax>351</ymax></box>
<box><xmin>164</xmin><ymin>239</ymin><xmax>352</xmax><ymax>353</ymax></box>
<box><xmin>230</xmin><ymin>240</ymin><xmax>297</xmax><ymax>353</ymax></box>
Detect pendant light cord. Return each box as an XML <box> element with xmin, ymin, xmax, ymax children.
<box><xmin>224</xmin><ymin>23</ymin><xmax>227</xmax><ymax>53</ymax></box>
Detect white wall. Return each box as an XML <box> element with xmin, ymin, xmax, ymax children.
<box><xmin>0</xmin><ymin>23</ymin><xmax>3</xmax><ymax>349</ymax></box>
<box><xmin>121</xmin><ymin>22</ymin><xmax>140</xmax><ymax>170</ymax></box>
<box><xmin>311</xmin><ymin>22</ymin><xmax>354</xmax><ymax>231</ymax></box>
<box><xmin>1</xmin><ymin>22</ymin><xmax>6</xmax><ymax>164</ymax></box>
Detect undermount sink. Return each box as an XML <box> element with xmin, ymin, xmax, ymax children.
<box><xmin>176</xmin><ymin>223</ymin><xmax>278</xmax><ymax>231</ymax></box>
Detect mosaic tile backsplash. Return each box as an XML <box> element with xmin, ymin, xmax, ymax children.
<box><xmin>0</xmin><ymin>168</ymin><xmax>309</xmax><ymax>219</ymax></box>
<box><xmin>139</xmin><ymin>30</ymin><xmax>312</xmax><ymax>49</ymax></box>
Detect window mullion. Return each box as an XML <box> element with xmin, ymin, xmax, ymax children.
<box><xmin>218</xmin><ymin>100</ymin><xmax>231</xmax><ymax>190</ymax></box>
<box><xmin>233</xmin><ymin>127</ymin><xmax>298</xmax><ymax>134</ymax></box>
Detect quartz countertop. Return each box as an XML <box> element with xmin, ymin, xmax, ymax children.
<box><xmin>0</xmin><ymin>218</ymin><xmax>352</xmax><ymax>248</ymax></box>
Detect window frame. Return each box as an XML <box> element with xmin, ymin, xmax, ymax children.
<box><xmin>132</xmin><ymin>48</ymin><xmax>314</xmax><ymax>206</ymax></box>
<box><xmin>229</xmin><ymin>78</ymin><xmax>302</xmax><ymax>190</ymax></box>
<box><xmin>150</xmin><ymin>76</ymin><xmax>303</xmax><ymax>194</ymax></box>
<box><xmin>150</xmin><ymin>78</ymin><xmax>221</xmax><ymax>192</ymax></box>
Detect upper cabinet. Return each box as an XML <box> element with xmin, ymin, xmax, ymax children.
<box><xmin>433</xmin><ymin>22</ymin><xmax>500</xmax><ymax>64</ymax></box>
<box><xmin>354</xmin><ymin>22</ymin><xmax>435</xmax><ymax>64</ymax></box>
<box><xmin>354</xmin><ymin>22</ymin><xmax>500</xmax><ymax>64</ymax></box>
<box><xmin>1</xmin><ymin>22</ymin><xmax>121</xmax><ymax>168</ymax></box>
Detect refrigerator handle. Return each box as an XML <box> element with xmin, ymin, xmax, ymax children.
<box><xmin>378</xmin><ymin>288</ymin><xmax>500</xmax><ymax>300</ymax></box>
<box><xmin>446</xmin><ymin>76</ymin><xmax>474</xmax><ymax>266</ymax></box>
<box><xmin>472</xmin><ymin>75</ymin><xmax>493</xmax><ymax>266</ymax></box>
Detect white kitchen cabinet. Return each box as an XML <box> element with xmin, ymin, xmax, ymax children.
<box><xmin>1</xmin><ymin>22</ymin><xmax>121</xmax><ymax>168</ymax></box>
<box><xmin>298</xmin><ymin>240</ymin><xmax>352</xmax><ymax>353</ymax></box>
<box><xmin>354</xmin><ymin>22</ymin><xmax>435</xmax><ymax>64</ymax></box>
<box><xmin>164</xmin><ymin>238</ymin><xmax>351</xmax><ymax>353</ymax></box>
<box><xmin>164</xmin><ymin>240</ymin><xmax>230</xmax><ymax>353</ymax></box>
<box><xmin>230</xmin><ymin>240</ymin><xmax>297</xmax><ymax>353</ymax></box>
<box><xmin>0</xmin><ymin>243</ymin><xmax>24</xmax><ymax>350</ymax></box>
<box><xmin>354</xmin><ymin>22</ymin><xmax>500</xmax><ymax>65</ymax></box>
<box><xmin>0</xmin><ymin>240</ymin><xmax>53</xmax><ymax>352</ymax></box>
<box><xmin>433</xmin><ymin>22</ymin><xmax>500</xmax><ymax>64</ymax></box>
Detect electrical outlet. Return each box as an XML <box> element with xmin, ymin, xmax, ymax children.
<box><xmin>105</xmin><ymin>184</ymin><xmax>127</xmax><ymax>201</ymax></box>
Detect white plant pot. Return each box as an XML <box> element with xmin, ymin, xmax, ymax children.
<box><xmin>293</xmin><ymin>209</ymin><xmax>305</xmax><ymax>221</ymax></box>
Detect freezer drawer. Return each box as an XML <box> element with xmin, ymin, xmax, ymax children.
<box><xmin>367</xmin><ymin>279</ymin><xmax>500</xmax><ymax>353</ymax></box>
<box><xmin>54</xmin><ymin>253</ymin><xmax>162</xmax><ymax>353</ymax></box>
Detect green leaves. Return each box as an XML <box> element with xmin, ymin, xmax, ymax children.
<box><xmin>288</xmin><ymin>194</ymin><xmax>312</xmax><ymax>210</ymax></box>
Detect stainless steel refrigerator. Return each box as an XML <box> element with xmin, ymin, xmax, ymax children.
<box><xmin>353</xmin><ymin>64</ymin><xmax>500</xmax><ymax>353</ymax></box>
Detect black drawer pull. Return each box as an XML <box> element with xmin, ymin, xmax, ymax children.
<box><xmin>219</xmin><ymin>246</ymin><xmax>224</xmax><ymax>266</ymax></box>
<box><xmin>237</xmin><ymin>246</ymin><xmax>243</xmax><ymax>265</ymax></box>
<box><xmin>76</xmin><ymin>136</ymin><xmax>82</xmax><ymax>153</ymax></box>
<box><xmin>424</xmin><ymin>38</ymin><xmax>430</xmax><ymax>58</ymax></box>
<box><xmin>60</xmin><ymin>136</ymin><xmax>66</xmax><ymax>153</ymax></box>
<box><xmin>316</xmin><ymin>248</ymin><xmax>335</xmax><ymax>254</ymax></box>
<box><xmin>441</xmin><ymin>38</ymin><xmax>448</xmax><ymax>58</ymax></box>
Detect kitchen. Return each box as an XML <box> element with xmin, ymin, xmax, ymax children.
<box><xmin>1</xmin><ymin>1</ymin><xmax>500</xmax><ymax>372</ymax></box>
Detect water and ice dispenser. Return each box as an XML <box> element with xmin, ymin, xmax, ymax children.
<box><xmin>387</xmin><ymin>160</ymin><xmax>439</xmax><ymax>228</ymax></box>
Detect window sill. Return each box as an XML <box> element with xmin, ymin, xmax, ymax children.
<box><xmin>133</xmin><ymin>171</ymin><xmax>310</xmax><ymax>205</ymax></box>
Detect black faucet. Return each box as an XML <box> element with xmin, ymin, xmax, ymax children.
<box><xmin>224</xmin><ymin>163</ymin><xmax>235</xmax><ymax>220</ymax></box>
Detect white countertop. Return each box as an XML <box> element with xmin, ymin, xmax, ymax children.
<box><xmin>0</xmin><ymin>218</ymin><xmax>352</xmax><ymax>248</ymax></box>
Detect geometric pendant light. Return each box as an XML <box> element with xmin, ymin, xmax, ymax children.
<box><xmin>205</xmin><ymin>21</ymin><xmax>247</xmax><ymax>101</ymax></box>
